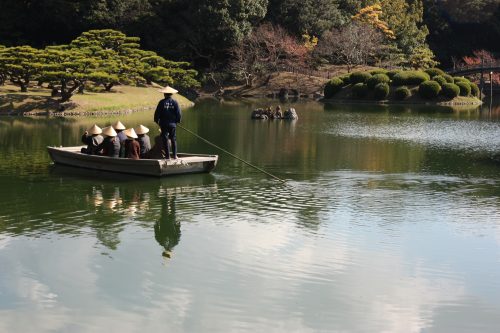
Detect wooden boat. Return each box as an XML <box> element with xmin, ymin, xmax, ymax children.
<box><xmin>47</xmin><ymin>146</ymin><xmax>218</xmax><ymax>177</ymax></box>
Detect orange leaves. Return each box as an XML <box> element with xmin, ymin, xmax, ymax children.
<box><xmin>352</xmin><ymin>4</ymin><xmax>396</xmax><ymax>40</ymax></box>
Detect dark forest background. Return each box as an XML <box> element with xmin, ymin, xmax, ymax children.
<box><xmin>0</xmin><ymin>0</ymin><xmax>498</xmax><ymax>70</ymax></box>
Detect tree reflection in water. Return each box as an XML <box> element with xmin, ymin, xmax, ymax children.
<box><xmin>154</xmin><ymin>192</ymin><xmax>181</xmax><ymax>259</ymax></box>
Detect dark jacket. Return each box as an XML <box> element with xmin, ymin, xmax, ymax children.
<box><xmin>145</xmin><ymin>135</ymin><xmax>165</xmax><ymax>159</ymax></box>
<box><xmin>137</xmin><ymin>134</ymin><xmax>151</xmax><ymax>157</ymax></box>
<box><xmin>81</xmin><ymin>133</ymin><xmax>104</xmax><ymax>155</ymax></box>
<box><xmin>100</xmin><ymin>136</ymin><xmax>121</xmax><ymax>158</ymax></box>
<box><xmin>124</xmin><ymin>139</ymin><xmax>141</xmax><ymax>160</ymax></box>
<box><xmin>154</xmin><ymin>97</ymin><xmax>181</xmax><ymax>127</ymax></box>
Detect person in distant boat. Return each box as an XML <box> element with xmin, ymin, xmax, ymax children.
<box><xmin>123</xmin><ymin>128</ymin><xmax>141</xmax><ymax>160</ymax></box>
<box><xmin>146</xmin><ymin>129</ymin><xmax>167</xmax><ymax>159</ymax></box>
<box><xmin>81</xmin><ymin>124</ymin><xmax>104</xmax><ymax>155</ymax></box>
<box><xmin>275</xmin><ymin>105</ymin><xmax>283</xmax><ymax>119</ymax></box>
<box><xmin>154</xmin><ymin>86</ymin><xmax>181</xmax><ymax>160</ymax></box>
<box><xmin>112</xmin><ymin>120</ymin><xmax>127</xmax><ymax>157</ymax></box>
<box><xmin>135</xmin><ymin>125</ymin><xmax>151</xmax><ymax>158</ymax></box>
<box><xmin>99</xmin><ymin>126</ymin><xmax>121</xmax><ymax>158</ymax></box>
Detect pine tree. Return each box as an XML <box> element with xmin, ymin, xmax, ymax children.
<box><xmin>0</xmin><ymin>46</ymin><xmax>45</xmax><ymax>92</ymax></box>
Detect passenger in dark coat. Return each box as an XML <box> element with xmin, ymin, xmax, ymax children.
<box><xmin>135</xmin><ymin>125</ymin><xmax>151</xmax><ymax>158</ymax></box>
<box><xmin>81</xmin><ymin>124</ymin><xmax>104</xmax><ymax>155</ymax></box>
<box><xmin>123</xmin><ymin>128</ymin><xmax>141</xmax><ymax>160</ymax></box>
<box><xmin>99</xmin><ymin>126</ymin><xmax>121</xmax><ymax>158</ymax></box>
<box><xmin>112</xmin><ymin>120</ymin><xmax>127</xmax><ymax>157</ymax></box>
<box><xmin>154</xmin><ymin>86</ymin><xmax>181</xmax><ymax>159</ymax></box>
<box><xmin>145</xmin><ymin>133</ymin><xmax>166</xmax><ymax>159</ymax></box>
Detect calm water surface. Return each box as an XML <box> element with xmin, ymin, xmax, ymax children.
<box><xmin>0</xmin><ymin>99</ymin><xmax>499</xmax><ymax>332</ymax></box>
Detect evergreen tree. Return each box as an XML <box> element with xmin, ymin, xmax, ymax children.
<box><xmin>0</xmin><ymin>46</ymin><xmax>45</xmax><ymax>92</ymax></box>
<box><xmin>267</xmin><ymin>0</ymin><xmax>345</xmax><ymax>36</ymax></box>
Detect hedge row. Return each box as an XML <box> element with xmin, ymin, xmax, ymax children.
<box><xmin>323</xmin><ymin>68</ymin><xmax>481</xmax><ymax>101</ymax></box>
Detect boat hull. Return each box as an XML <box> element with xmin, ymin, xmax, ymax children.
<box><xmin>47</xmin><ymin>146</ymin><xmax>218</xmax><ymax>177</ymax></box>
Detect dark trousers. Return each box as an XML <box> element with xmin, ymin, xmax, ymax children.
<box><xmin>160</xmin><ymin>125</ymin><xmax>177</xmax><ymax>158</ymax></box>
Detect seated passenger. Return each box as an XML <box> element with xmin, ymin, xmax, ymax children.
<box><xmin>81</xmin><ymin>124</ymin><xmax>104</xmax><ymax>155</ymax></box>
<box><xmin>99</xmin><ymin>126</ymin><xmax>121</xmax><ymax>158</ymax></box>
<box><xmin>146</xmin><ymin>129</ymin><xmax>167</xmax><ymax>159</ymax></box>
<box><xmin>112</xmin><ymin>120</ymin><xmax>127</xmax><ymax>157</ymax></box>
<box><xmin>123</xmin><ymin>128</ymin><xmax>141</xmax><ymax>160</ymax></box>
<box><xmin>135</xmin><ymin>125</ymin><xmax>151</xmax><ymax>158</ymax></box>
<box><xmin>275</xmin><ymin>105</ymin><xmax>283</xmax><ymax>119</ymax></box>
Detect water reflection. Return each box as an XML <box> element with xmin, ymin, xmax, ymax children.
<box><xmin>155</xmin><ymin>194</ymin><xmax>181</xmax><ymax>259</ymax></box>
<box><xmin>1</xmin><ymin>99</ymin><xmax>500</xmax><ymax>332</ymax></box>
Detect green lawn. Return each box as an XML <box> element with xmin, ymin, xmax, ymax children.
<box><xmin>0</xmin><ymin>84</ymin><xmax>194</xmax><ymax>115</ymax></box>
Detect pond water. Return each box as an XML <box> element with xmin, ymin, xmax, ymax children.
<box><xmin>0</xmin><ymin>99</ymin><xmax>499</xmax><ymax>332</ymax></box>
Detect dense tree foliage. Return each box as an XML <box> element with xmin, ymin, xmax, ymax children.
<box><xmin>0</xmin><ymin>0</ymin><xmax>498</xmax><ymax>72</ymax></box>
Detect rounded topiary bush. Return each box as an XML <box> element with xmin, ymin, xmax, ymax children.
<box><xmin>442</xmin><ymin>73</ymin><xmax>454</xmax><ymax>83</ymax></box>
<box><xmin>340</xmin><ymin>75</ymin><xmax>350</xmax><ymax>85</ymax></box>
<box><xmin>387</xmin><ymin>70</ymin><xmax>401</xmax><ymax>79</ymax></box>
<box><xmin>470</xmin><ymin>82</ymin><xmax>480</xmax><ymax>97</ymax></box>
<box><xmin>419</xmin><ymin>80</ymin><xmax>442</xmax><ymax>99</ymax></box>
<box><xmin>393</xmin><ymin>71</ymin><xmax>431</xmax><ymax>86</ymax></box>
<box><xmin>367</xmin><ymin>73</ymin><xmax>390</xmax><ymax>88</ymax></box>
<box><xmin>456</xmin><ymin>81</ymin><xmax>471</xmax><ymax>96</ymax></box>
<box><xmin>424</xmin><ymin>68</ymin><xmax>445</xmax><ymax>78</ymax></box>
<box><xmin>441</xmin><ymin>83</ymin><xmax>460</xmax><ymax>99</ymax></box>
<box><xmin>394</xmin><ymin>86</ymin><xmax>411</xmax><ymax>100</ymax></box>
<box><xmin>373</xmin><ymin>82</ymin><xmax>390</xmax><ymax>100</ymax></box>
<box><xmin>352</xmin><ymin>83</ymin><xmax>368</xmax><ymax>98</ymax></box>
<box><xmin>324</xmin><ymin>77</ymin><xmax>344</xmax><ymax>98</ymax></box>
<box><xmin>370</xmin><ymin>68</ymin><xmax>388</xmax><ymax>75</ymax></box>
<box><xmin>453</xmin><ymin>76</ymin><xmax>471</xmax><ymax>85</ymax></box>
<box><xmin>350</xmin><ymin>71</ymin><xmax>372</xmax><ymax>84</ymax></box>
<box><xmin>433</xmin><ymin>75</ymin><xmax>447</xmax><ymax>86</ymax></box>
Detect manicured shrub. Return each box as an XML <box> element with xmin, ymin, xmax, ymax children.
<box><xmin>453</xmin><ymin>76</ymin><xmax>471</xmax><ymax>84</ymax></box>
<box><xmin>442</xmin><ymin>73</ymin><xmax>454</xmax><ymax>83</ymax></box>
<box><xmin>387</xmin><ymin>70</ymin><xmax>401</xmax><ymax>79</ymax></box>
<box><xmin>419</xmin><ymin>80</ymin><xmax>441</xmax><ymax>99</ymax></box>
<box><xmin>394</xmin><ymin>86</ymin><xmax>411</xmax><ymax>100</ymax></box>
<box><xmin>352</xmin><ymin>83</ymin><xmax>368</xmax><ymax>98</ymax></box>
<box><xmin>433</xmin><ymin>75</ymin><xmax>447</xmax><ymax>86</ymax></box>
<box><xmin>392</xmin><ymin>71</ymin><xmax>431</xmax><ymax>86</ymax></box>
<box><xmin>367</xmin><ymin>73</ymin><xmax>390</xmax><ymax>88</ymax></box>
<box><xmin>441</xmin><ymin>83</ymin><xmax>460</xmax><ymax>99</ymax></box>
<box><xmin>370</xmin><ymin>68</ymin><xmax>388</xmax><ymax>75</ymax></box>
<box><xmin>340</xmin><ymin>75</ymin><xmax>350</xmax><ymax>85</ymax></box>
<box><xmin>373</xmin><ymin>82</ymin><xmax>390</xmax><ymax>100</ymax></box>
<box><xmin>349</xmin><ymin>71</ymin><xmax>372</xmax><ymax>84</ymax></box>
<box><xmin>470</xmin><ymin>82</ymin><xmax>480</xmax><ymax>97</ymax></box>
<box><xmin>324</xmin><ymin>77</ymin><xmax>344</xmax><ymax>98</ymax></box>
<box><xmin>456</xmin><ymin>81</ymin><xmax>471</xmax><ymax>96</ymax></box>
<box><xmin>424</xmin><ymin>68</ymin><xmax>445</xmax><ymax>78</ymax></box>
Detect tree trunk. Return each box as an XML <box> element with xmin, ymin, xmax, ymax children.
<box><xmin>78</xmin><ymin>84</ymin><xmax>85</xmax><ymax>94</ymax></box>
<box><xmin>105</xmin><ymin>83</ymin><xmax>114</xmax><ymax>92</ymax></box>
<box><xmin>20</xmin><ymin>84</ymin><xmax>27</xmax><ymax>92</ymax></box>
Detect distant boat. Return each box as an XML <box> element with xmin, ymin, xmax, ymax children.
<box><xmin>47</xmin><ymin>146</ymin><xmax>218</xmax><ymax>177</ymax></box>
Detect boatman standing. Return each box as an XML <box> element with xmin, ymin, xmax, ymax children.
<box><xmin>154</xmin><ymin>86</ymin><xmax>181</xmax><ymax>160</ymax></box>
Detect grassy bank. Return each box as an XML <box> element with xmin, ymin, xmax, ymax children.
<box><xmin>0</xmin><ymin>84</ymin><xmax>194</xmax><ymax>116</ymax></box>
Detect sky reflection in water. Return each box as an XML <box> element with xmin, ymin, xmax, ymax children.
<box><xmin>0</xmin><ymin>99</ymin><xmax>500</xmax><ymax>332</ymax></box>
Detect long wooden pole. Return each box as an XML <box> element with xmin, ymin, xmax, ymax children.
<box><xmin>178</xmin><ymin>124</ymin><xmax>286</xmax><ymax>183</ymax></box>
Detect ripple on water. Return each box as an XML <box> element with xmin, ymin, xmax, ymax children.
<box><xmin>330</xmin><ymin>117</ymin><xmax>500</xmax><ymax>153</ymax></box>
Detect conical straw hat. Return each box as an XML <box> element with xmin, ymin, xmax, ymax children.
<box><xmin>102</xmin><ymin>126</ymin><xmax>117</xmax><ymax>137</ymax></box>
<box><xmin>135</xmin><ymin>124</ymin><xmax>150</xmax><ymax>135</ymax></box>
<box><xmin>123</xmin><ymin>128</ymin><xmax>138</xmax><ymax>139</ymax></box>
<box><xmin>87</xmin><ymin>124</ymin><xmax>102</xmax><ymax>135</ymax></box>
<box><xmin>158</xmin><ymin>86</ymin><xmax>178</xmax><ymax>94</ymax></box>
<box><xmin>112</xmin><ymin>120</ymin><xmax>126</xmax><ymax>130</ymax></box>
